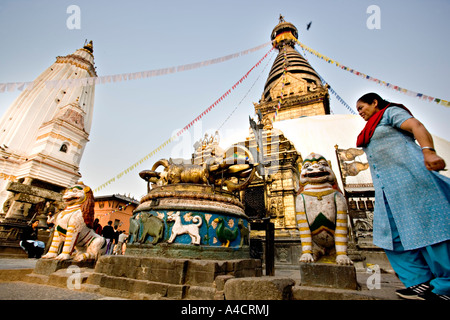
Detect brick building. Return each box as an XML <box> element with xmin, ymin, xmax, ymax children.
<box><xmin>94</xmin><ymin>194</ymin><xmax>139</xmax><ymax>234</ymax></box>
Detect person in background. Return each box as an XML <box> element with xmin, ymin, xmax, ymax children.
<box><xmin>93</xmin><ymin>218</ymin><xmax>102</xmax><ymax>235</ymax></box>
<box><xmin>101</xmin><ymin>220</ymin><xmax>115</xmax><ymax>255</ymax></box>
<box><xmin>356</xmin><ymin>92</ymin><xmax>450</xmax><ymax>301</ymax></box>
<box><xmin>20</xmin><ymin>220</ymin><xmax>45</xmax><ymax>258</ymax></box>
<box><xmin>115</xmin><ymin>231</ymin><xmax>128</xmax><ymax>255</ymax></box>
<box><xmin>112</xmin><ymin>225</ymin><xmax>119</xmax><ymax>254</ymax></box>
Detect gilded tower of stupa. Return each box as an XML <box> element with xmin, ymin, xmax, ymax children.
<box><xmin>239</xmin><ymin>16</ymin><xmax>331</xmax><ymax>236</ymax></box>
<box><xmin>255</xmin><ymin>15</ymin><xmax>330</xmax><ymax>122</ymax></box>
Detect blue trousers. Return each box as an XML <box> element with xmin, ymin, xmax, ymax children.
<box><xmin>384</xmin><ymin>203</ymin><xmax>450</xmax><ymax>295</ymax></box>
<box><xmin>385</xmin><ymin>240</ymin><xmax>450</xmax><ymax>294</ymax></box>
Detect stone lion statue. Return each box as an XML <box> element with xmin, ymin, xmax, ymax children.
<box><xmin>42</xmin><ymin>182</ymin><xmax>106</xmax><ymax>261</ymax></box>
<box><xmin>295</xmin><ymin>153</ymin><xmax>353</xmax><ymax>265</ymax></box>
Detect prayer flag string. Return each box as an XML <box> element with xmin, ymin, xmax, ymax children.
<box><xmin>0</xmin><ymin>42</ymin><xmax>271</xmax><ymax>93</ymax></box>
<box><xmin>296</xmin><ymin>40</ymin><xmax>450</xmax><ymax>108</ymax></box>
<box><xmin>93</xmin><ymin>47</ymin><xmax>274</xmax><ymax>193</ymax></box>
<box><xmin>297</xmin><ymin>47</ymin><xmax>357</xmax><ymax>115</ymax></box>
<box><xmin>95</xmin><ymin>201</ymin><xmax>134</xmax><ymax>219</ymax></box>
<box><xmin>217</xmin><ymin>50</ymin><xmax>275</xmax><ymax>131</ymax></box>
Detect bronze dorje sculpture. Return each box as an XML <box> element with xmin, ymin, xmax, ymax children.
<box><xmin>139</xmin><ymin>145</ymin><xmax>257</xmax><ymax>192</ymax></box>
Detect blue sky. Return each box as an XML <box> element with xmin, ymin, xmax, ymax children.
<box><xmin>0</xmin><ymin>0</ymin><xmax>449</xmax><ymax>198</ymax></box>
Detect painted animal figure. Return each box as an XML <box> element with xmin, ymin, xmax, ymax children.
<box><xmin>167</xmin><ymin>211</ymin><xmax>202</xmax><ymax>245</ymax></box>
<box><xmin>42</xmin><ymin>182</ymin><xmax>106</xmax><ymax>262</ymax></box>
<box><xmin>214</xmin><ymin>217</ymin><xmax>239</xmax><ymax>247</ymax></box>
<box><xmin>139</xmin><ymin>213</ymin><xmax>165</xmax><ymax>244</ymax></box>
<box><xmin>238</xmin><ymin>219</ymin><xmax>249</xmax><ymax>247</ymax></box>
<box><xmin>295</xmin><ymin>153</ymin><xmax>352</xmax><ymax>265</ymax></box>
<box><xmin>128</xmin><ymin>214</ymin><xmax>141</xmax><ymax>244</ymax></box>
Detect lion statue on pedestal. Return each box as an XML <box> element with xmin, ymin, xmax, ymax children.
<box><xmin>42</xmin><ymin>182</ymin><xmax>106</xmax><ymax>261</ymax></box>
<box><xmin>295</xmin><ymin>153</ymin><xmax>353</xmax><ymax>265</ymax></box>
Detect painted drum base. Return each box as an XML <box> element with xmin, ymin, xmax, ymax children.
<box><xmin>128</xmin><ymin>184</ymin><xmax>250</xmax><ymax>260</ymax></box>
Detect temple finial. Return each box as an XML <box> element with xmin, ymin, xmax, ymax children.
<box><xmin>83</xmin><ymin>40</ymin><xmax>93</xmax><ymax>53</ymax></box>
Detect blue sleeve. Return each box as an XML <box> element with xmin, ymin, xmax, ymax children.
<box><xmin>384</xmin><ymin>106</ymin><xmax>413</xmax><ymax>129</ymax></box>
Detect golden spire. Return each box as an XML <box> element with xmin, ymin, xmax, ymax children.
<box><xmin>83</xmin><ymin>40</ymin><xmax>93</xmax><ymax>53</ymax></box>
<box><xmin>271</xmin><ymin>16</ymin><xmax>298</xmax><ymax>49</ymax></box>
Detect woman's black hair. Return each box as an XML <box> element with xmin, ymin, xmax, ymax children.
<box><xmin>357</xmin><ymin>92</ymin><xmax>389</xmax><ymax>109</ymax></box>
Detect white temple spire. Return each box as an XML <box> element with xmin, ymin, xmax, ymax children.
<box><xmin>0</xmin><ymin>41</ymin><xmax>97</xmax><ymax>212</ymax></box>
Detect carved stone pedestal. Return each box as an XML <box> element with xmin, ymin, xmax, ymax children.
<box><xmin>0</xmin><ymin>181</ymin><xmax>61</xmax><ymax>257</ymax></box>
<box><xmin>299</xmin><ymin>261</ymin><xmax>359</xmax><ymax>290</ymax></box>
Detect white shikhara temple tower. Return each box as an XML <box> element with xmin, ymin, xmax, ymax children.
<box><xmin>0</xmin><ymin>41</ymin><xmax>97</xmax><ymax>213</ymax></box>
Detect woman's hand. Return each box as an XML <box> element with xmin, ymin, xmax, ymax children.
<box><xmin>401</xmin><ymin>118</ymin><xmax>447</xmax><ymax>171</ymax></box>
<box><xmin>423</xmin><ymin>149</ymin><xmax>446</xmax><ymax>171</ymax></box>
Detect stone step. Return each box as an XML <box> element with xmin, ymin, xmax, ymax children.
<box><xmin>24</xmin><ymin>266</ymin><xmax>94</xmax><ymax>288</ymax></box>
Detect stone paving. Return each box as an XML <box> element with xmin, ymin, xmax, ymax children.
<box><xmin>0</xmin><ymin>258</ymin><xmax>118</xmax><ymax>300</ymax></box>
<box><xmin>0</xmin><ymin>257</ymin><xmax>38</xmax><ymax>270</ymax></box>
<box><xmin>0</xmin><ymin>281</ymin><xmax>111</xmax><ymax>300</ymax></box>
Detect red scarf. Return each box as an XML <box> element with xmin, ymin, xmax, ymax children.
<box><xmin>356</xmin><ymin>103</ymin><xmax>412</xmax><ymax>147</ymax></box>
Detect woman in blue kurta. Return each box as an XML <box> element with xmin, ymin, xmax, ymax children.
<box><xmin>356</xmin><ymin>92</ymin><xmax>450</xmax><ymax>300</ymax></box>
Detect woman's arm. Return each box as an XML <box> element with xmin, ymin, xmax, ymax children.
<box><xmin>400</xmin><ymin>118</ymin><xmax>446</xmax><ymax>171</ymax></box>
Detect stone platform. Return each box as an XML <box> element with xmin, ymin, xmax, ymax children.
<box><xmin>85</xmin><ymin>255</ymin><xmax>262</xmax><ymax>299</ymax></box>
<box><xmin>2</xmin><ymin>257</ymin><xmax>405</xmax><ymax>300</ymax></box>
